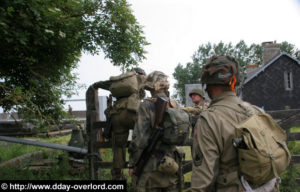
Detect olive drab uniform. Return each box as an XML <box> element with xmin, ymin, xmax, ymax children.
<box><xmin>108</xmin><ymin>69</ymin><xmax>146</xmax><ymax>180</ymax></box>
<box><xmin>128</xmin><ymin>93</ymin><xmax>181</xmax><ymax>192</ymax></box>
<box><xmin>189</xmin><ymin>91</ymin><xmax>279</xmax><ymax>192</ymax></box>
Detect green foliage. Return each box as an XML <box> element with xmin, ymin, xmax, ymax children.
<box><xmin>280</xmin><ymin>127</ymin><xmax>300</xmax><ymax>192</ymax></box>
<box><xmin>0</xmin><ymin>152</ymin><xmax>90</xmax><ymax>180</ymax></box>
<box><xmin>280</xmin><ymin>42</ymin><xmax>300</xmax><ymax>60</ymax></box>
<box><xmin>173</xmin><ymin>40</ymin><xmax>299</xmax><ymax>104</ymax></box>
<box><xmin>0</xmin><ymin>0</ymin><xmax>148</xmax><ymax>129</ymax></box>
<box><xmin>173</xmin><ymin>62</ymin><xmax>202</xmax><ymax>104</ymax></box>
<box><xmin>280</xmin><ymin>164</ymin><xmax>300</xmax><ymax>192</ymax></box>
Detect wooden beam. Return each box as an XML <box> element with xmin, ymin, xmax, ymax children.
<box><xmin>291</xmin><ymin>155</ymin><xmax>300</xmax><ymax>164</ymax></box>
<box><xmin>182</xmin><ymin>160</ymin><xmax>193</xmax><ymax>174</ymax></box>
<box><xmin>287</xmin><ymin>133</ymin><xmax>300</xmax><ymax>141</ymax></box>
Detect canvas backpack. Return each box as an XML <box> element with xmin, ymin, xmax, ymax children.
<box><xmin>162</xmin><ymin>108</ymin><xmax>190</xmax><ymax>145</ymax></box>
<box><xmin>109</xmin><ymin>71</ymin><xmax>139</xmax><ymax>98</ymax></box>
<box><xmin>215</xmin><ymin>103</ymin><xmax>291</xmax><ymax>185</ymax></box>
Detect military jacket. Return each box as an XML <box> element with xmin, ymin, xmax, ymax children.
<box><xmin>189</xmin><ymin>91</ymin><xmax>278</xmax><ymax>192</ymax></box>
<box><xmin>128</xmin><ymin>95</ymin><xmax>177</xmax><ymax>173</ymax></box>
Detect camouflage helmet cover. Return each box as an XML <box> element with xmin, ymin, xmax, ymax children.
<box><xmin>201</xmin><ymin>55</ymin><xmax>240</xmax><ymax>85</ymax></box>
<box><xmin>189</xmin><ymin>88</ymin><xmax>205</xmax><ymax>99</ymax></box>
<box><xmin>144</xmin><ymin>71</ymin><xmax>170</xmax><ymax>91</ymax></box>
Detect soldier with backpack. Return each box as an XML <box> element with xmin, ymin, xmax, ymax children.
<box><xmin>101</xmin><ymin>67</ymin><xmax>146</xmax><ymax>180</ymax></box>
<box><xmin>189</xmin><ymin>55</ymin><xmax>290</xmax><ymax>192</ymax></box>
<box><xmin>128</xmin><ymin>71</ymin><xmax>190</xmax><ymax>192</ymax></box>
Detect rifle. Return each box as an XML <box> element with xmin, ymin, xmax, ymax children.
<box><xmin>134</xmin><ymin>96</ymin><xmax>168</xmax><ymax>177</ymax></box>
<box><xmin>103</xmin><ymin>94</ymin><xmax>113</xmax><ymax>139</ymax></box>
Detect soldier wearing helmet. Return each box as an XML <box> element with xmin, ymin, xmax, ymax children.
<box><xmin>189</xmin><ymin>55</ymin><xmax>279</xmax><ymax>192</ymax></box>
<box><xmin>129</xmin><ymin>71</ymin><xmax>181</xmax><ymax>192</ymax></box>
<box><xmin>95</xmin><ymin>67</ymin><xmax>146</xmax><ymax>180</ymax></box>
<box><xmin>182</xmin><ymin>88</ymin><xmax>206</xmax><ymax>116</ymax></box>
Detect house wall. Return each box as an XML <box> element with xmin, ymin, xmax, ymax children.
<box><xmin>242</xmin><ymin>55</ymin><xmax>300</xmax><ymax>110</ymax></box>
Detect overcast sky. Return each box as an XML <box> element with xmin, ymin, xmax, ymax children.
<box><xmin>68</xmin><ymin>0</ymin><xmax>300</xmax><ymax>110</ymax></box>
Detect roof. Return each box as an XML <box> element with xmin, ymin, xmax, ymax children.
<box><xmin>243</xmin><ymin>52</ymin><xmax>300</xmax><ymax>85</ymax></box>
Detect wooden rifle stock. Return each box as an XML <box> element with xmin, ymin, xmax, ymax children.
<box><xmin>134</xmin><ymin>96</ymin><xmax>168</xmax><ymax>177</ymax></box>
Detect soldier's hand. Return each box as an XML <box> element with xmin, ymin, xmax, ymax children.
<box><xmin>129</xmin><ymin>168</ymin><xmax>134</xmax><ymax>177</ymax></box>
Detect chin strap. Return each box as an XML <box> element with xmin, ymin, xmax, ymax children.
<box><xmin>229</xmin><ymin>76</ymin><xmax>236</xmax><ymax>93</ymax></box>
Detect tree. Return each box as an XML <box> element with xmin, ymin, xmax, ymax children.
<box><xmin>0</xmin><ymin>0</ymin><xmax>148</xmax><ymax>129</ymax></box>
<box><xmin>173</xmin><ymin>40</ymin><xmax>299</xmax><ymax>104</ymax></box>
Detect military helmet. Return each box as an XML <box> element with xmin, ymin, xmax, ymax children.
<box><xmin>144</xmin><ymin>71</ymin><xmax>170</xmax><ymax>91</ymax></box>
<box><xmin>189</xmin><ymin>88</ymin><xmax>205</xmax><ymax>99</ymax></box>
<box><xmin>201</xmin><ymin>55</ymin><xmax>240</xmax><ymax>85</ymax></box>
<box><xmin>132</xmin><ymin>67</ymin><xmax>146</xmax><ymax>76</ymax></box>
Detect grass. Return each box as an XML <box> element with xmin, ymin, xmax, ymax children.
<box><xmin>0</xmin><ymin>134</ymin><xmax>90</xmax><ymax>180</ymax></box>
<box><xmin>289</xmin><ymin>126</ymin><xmax>300</xmax><ymax>154</ymax></box>
<box><xmin>0</xmin><ymin>135</ymin><xmax>71</xmax><ymax>163</ymax></box>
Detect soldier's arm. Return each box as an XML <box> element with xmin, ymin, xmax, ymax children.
<box><xmin>92</xmin><ymin>79</ymin><xmax>111</xmax><ymax>90</ymax></box>
<box><xmin>189</xmin><ymin>115</ymin><xmax>221</xmax><ymax>192</ymax></box>
<box><xmin>128</xmin><ymin>101</ymin><xmax>152</xmax><ymax>167</ymax></box>
<box><xmin>181</xmin><ymin>106</ymin><xmax>201</xmax><ymax>115</ymax></box>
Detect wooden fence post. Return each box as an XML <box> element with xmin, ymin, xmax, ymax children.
<box><xmin>86</xmin><ymin>85</ymin><xmax>101</xmax><ymax>180</ymax></box>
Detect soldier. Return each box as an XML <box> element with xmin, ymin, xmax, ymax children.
<box><xmin>128</xmin><ymin>71</ymin><xmax>181</xmax><ymax>192</ymax></box>
<box><xmin>188</xmin><ymin>88</ymin><xmax>206</xmax><ymax>115</ymax></box>
<box><xmin>100</xmin><ymin>67</ymin><xmax>146</xmax><ymax>180</ymax></box>
<box><xmin>189</xmin><ymin>55</ymin><xmax>280</xmax><ymax>191</ymax></box>
<box><xmin>181</xmin><ymin>88</ymin><xmax>206</xmax><ymax>135</ymax></box>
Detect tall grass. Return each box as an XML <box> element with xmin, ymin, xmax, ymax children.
<box><xmin>0</xmin><ymin>135</ymin><xmax>90</xmax><ymax>180</ymax></box>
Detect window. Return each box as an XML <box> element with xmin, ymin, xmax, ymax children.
<box><xmin>284</xmin><ymin>71</ymin><xmax>293</xmax><ymax>91</ymax></box>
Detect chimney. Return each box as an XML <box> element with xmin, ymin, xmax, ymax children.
<box><xmin>246</xmin><ymin>64</ymin><xmax>259</xmax><ymax>78</ymax></box>
<box><xmin>262</xmin><ymin>41</ymin><xmax>280</xmax><ymax>65</ymax></box>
